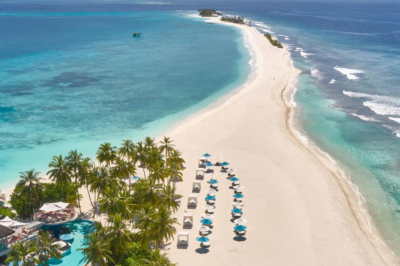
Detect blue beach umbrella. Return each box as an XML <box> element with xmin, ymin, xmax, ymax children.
<box><xmin>60</xmin><ymin>234</ymin><xmax>74</xmax><ymax>241</ymax></box>
<box><xmin>205</xmin><ymin>162</ymin><xmax>214</xmax><ymax>167</ymax></box>
<box><xmin>200</xmin><ymin>218</ymin><xmax>213</xmax><ymax>225</ymax></box>
<box><xmin>131</xmin><ymin>176</ymin><xmax>140</xmax><ymax>180</ymax></box>
<box><xmin>233</xmin><ymin>194</ymin><xmax>244</xmax><ymax>199</ymax></box>
<box><xmin>205</xmin><ymin>195</ymin><xmax>216</xmax><ymax>201</ymax></box>
<box><xmin>220</xmin><ymin>162</ymin><xmax>229</xmax><ymax>167</ymax></box>
<box><xmin>230</xmin><ymin>177</ymin><xmax>240</xmax><ymax>182</ymax></box>
<box><xmin>209</xmin><ymin>179</ymin><xmax>219</xmax><ymax>184</ymax></box>
<box><xmin>196</xmin><ymin>236</ymin><xmax>210</xmax><ymax>243</ymax></box>
<box><xmin>203</xmin><ymin>153</ymin><xmax>211</xmax><ymax>158</ymax></box>
<box><xmin>234</xmin><ymin>225</ymin><xmax>247</xmax><ymax>231</ymax></box>
<box><xmin>231</xmin><ymin>208</ymin><xmax>243</xmax><ymax>214</ymax></box>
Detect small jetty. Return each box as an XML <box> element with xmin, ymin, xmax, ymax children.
<box><xmin>133</xmin><ymin>32</ymin><xmax>141</xmax><ymax>37</ymax></box>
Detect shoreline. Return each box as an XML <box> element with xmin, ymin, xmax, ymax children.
<box><xmin>166</xmin><ymin>15</ymin><xmax>400</xmax><ymax>265</ymax></box>
<box><xmin>1</xmin><ymin>13</ymin><xmax>399</xmax><ymax>266</ymax></box>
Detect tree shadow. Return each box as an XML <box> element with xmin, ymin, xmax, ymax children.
<box><xmin>195</xmin><ymin>248</ymin><xmax>210</xmax><ymax>254</ymax></box>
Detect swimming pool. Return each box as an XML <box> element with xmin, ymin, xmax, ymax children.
<box><xmin>47</xmin><ymin>220</ymin><xmax>93</xmax><ymax>265</ymax></box>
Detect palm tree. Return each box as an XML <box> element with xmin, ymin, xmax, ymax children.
<box><xmin>134</xmin><ymin>179</ymin><xmax>162</xmax><ymax>206</ymax></box>
<box><xmin>148</xmin><ymin>162</ymin><xmax>168</xmax><ymax>184</ymax></box>
<box><xmin>106</xmin><ymin>214</ymin><xmax>132</xmax><ymax>258</ymax></box>
<box><xmin>112</xmin><ymin>158</ymin><xmax>136</xmax><ymax>189</ymax></box>
<box><xmin>36</xmin><ymin>231</ymin><xmax>62</xmax><ymax>266</ymax></box>
<box><xmin>140</xmin><ymin>249</ymin><xmax>176</xmax><ymax>266</ymax></box>
<box><xmin>149</xmin><ymin>206</ymin><xmax>178</xmax><ymax>248</ymax></box>
<box><xmin>80</xmin><ymin>157</ymin><xmax>95</xmax><ymax>209</ymax></box>
<box><xmin>118</xmin><ymin>140</ymin><xmax>137</xmax><ymax>186</ymax></box>
<box><xmin>65</xmin><ymin>150</ymin><xmax>84</xmax><ymax>214</ymax></box>
<box><xmin>147</xmin><ymin>147</ymin><xmax>164</xmax><ymax>174</ymax></box>
<box><xmin>47</xmin><ymin>155</ymin><xmax>71</xmax><ymax>201</ymax></box>
<box><xmin>0</xmin><ymin>190</ymin><xmax>5</xmax><ymax>204</ymax></box>
<box><xmin>133</xmin><ymin>204</ymin><xmax>156</xmax><ymax>248</ymax></box>
<box><xmin>5</xmin><ymin>240</ymin><xmax>39</xmax><ymax>266</ymax></box>
<box><xmin>78</xmin><ymin>231</ymin><xmax>114</xmax><ymax>266</ymax></box>
<box><xmin>96</xmin><ymin>142</ymin><xmax>117</xmax><ymax>167</ymax></box>
<box><xmin>135</xmin><ymin>142</ymin><xmax>148</xmax><ymax>179</ymax></box>
<box><xmin>17</xmin><ymin>170</ymin><xmax>44</xmax><ymax>216</ymax></box>
<box><xmin>144</xmin><ymin>136</ymin><xmax>156</xmax><ymax>150</ymax></box>
<box><xmin>167</xmin><ymin>162</ymin><xmax>183</xmax><ymax>187</ymax></box>
<box><xmin>159</xmin><ymin>136</ymin><xmax>175</xmax><ymax>166</ymax></box>
<box><xmin>167</xmin><ymin>149</ymin><xmax>185</xmax><ymax>168</ymax></box>
<box><xmin>98</xmin><ymin>187</ymin><xmax>130</xmax><ymax>219</ymax></box>
<box><xmin>159</xmin><ymin>185</ymin><xmax>181</xmax><ymax>213</ymax></box>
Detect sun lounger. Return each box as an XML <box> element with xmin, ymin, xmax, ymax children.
<box><xmin>201</xmin><ymin>242</ymin><xmax>210</xmax><ymax>248</ymax></box>
<box><xmin>207</xmin><ymin>200</ymin><xmax>215</xmax><ymax>205</ymax></box>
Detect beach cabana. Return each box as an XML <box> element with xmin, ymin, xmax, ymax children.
<box><xmin>187</xmin><ymin>195</ymin><xmax>198</xmax><ymax>207</ymax></box>
<box><xmin>0</xmin><ymin>216</ymin><xmax>27</xmax><ymax>228</ymax></box>
<box><xmin>196</xmin><ymin>168</ymin><xmax>205</xmax><ymax>179</ymax></box>
<box><xmin>0</xmin><ymin>224</ymin><xmax>15</xmax><ymax>252</ymax></box>
<box><xmin>183</xmin><ymin>213</ymin><xmax>193</xmax><ymax>227</ymax></box>
<box><xmin>177</xmin><ymin>231</ymin><xmax>189</xmax><ymax>246</ymax></box>
<box><xmin>198</xmin><ymin>158</ymin><xmax>206</xmax><ymax>168</ymax></box>
<box><xmin>192</xmin><ymin>181</ymin><xmax>201</xmax><ymax>192</ymax></box>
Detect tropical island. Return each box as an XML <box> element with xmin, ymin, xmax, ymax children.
<box><xmin>221</xmin><ymin>16</ymin><xmax>245</xmax><ymax>24</ymax></box>
<box><xmin>264</xmin><ymin>33</ymin><xmax>283</xmax><ymax>48</ymax></box>
<box><xmin>0</xmin><ymin>136</ymin><xmax>183</xmax><ymax>265</ymax></box>
<box><xmin>198</xmin><ymin>9</ymin><xmax>222</xmax><ymax>17</ymax></box>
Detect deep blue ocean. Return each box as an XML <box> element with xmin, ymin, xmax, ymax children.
<box><xmin>2</xmin><ymin>0</ymin><xmax>400</xmax><ymax>257</ymax></box>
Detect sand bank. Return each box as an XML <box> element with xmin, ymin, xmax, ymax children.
<box><xmin>166</xmin><ymin>16</ymin><xmax>400</xmax><ymax>266</ymax></box>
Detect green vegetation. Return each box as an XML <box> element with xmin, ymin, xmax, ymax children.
<box><xmin>0</xmin><ymin>190</ymin><xmax>15</xmax><ymax>219</ymax></box>
<box><xmin>199</xmin><ymin>9</ymin><xmax>216</xmax><ymax>17</ymax></box>
<box><xmin>5</xmin><ymin>231</ymin><xmax>62</xmax><ymax>266</ymax></box>
<box><xmin>264</xmin><ymin>33</ymin><xmax>283</xmax><ymax>49</ymax></box>
<box><xmin>221</xmin><ymin>16</ymin><xmax>244</xmax><ymax>24</ymax></box>
<box><xmin>6</xmin><ymin>136</ymin><xmax>183</xmax><ymax>265</ymax></box>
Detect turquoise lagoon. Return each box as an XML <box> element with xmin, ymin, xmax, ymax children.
<box><xmin>0</xmin><ymin>8</ymin><xmax>250</xmax><ymax>189</ymax></box>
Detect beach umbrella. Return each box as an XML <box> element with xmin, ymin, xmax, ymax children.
<box><xmin>205</xmin><ymin>195</ymin><xmax>216</xmax><ymax>201</ymax></box>
<box><xmin>209</xmin><ymin>179</ymin><xmax>219</xmax><ymax>184</ymax></box>
<box><xmin>131</xmin><ymin>176</ymin><xmax>140</xmax><ymax>180</ymax></box>
<box><xmin>220</xmin><ymin>162</ymin><xmax>229</xmax><ymax>167</ymax></box>
<box><xmin>234</xmin><ymin>218</ymin><xmax>248</xmax><ymax>224</ymax></box>
<box><xmin>232</xmin><ymin>202</ymin><xmax>243</xmax><ymax>208</ymax></box>
<box><xmin>203</xmin><ymin>153</ymin><xmax>211</xmax><ymax>159</ymax></box>
<box><xmin>205</xmin><ymin>162</ymin><xmax>214</xmax><ymax>167</ymax></box>
<box><xmin>233</xmin><ymin>194</ymin><xmax>244</xmax><ymax>199</ymax></box>
<box><xmin>202</xmin><ymin>214</ymin><xmax>214</xmax><ymax>219</ymax></box>
<box><xmin>231</xmin><ymin>208</ymin><xmax>243</xmax><ymax>214</ymax></box>
<box><xmin>197</xmin><ymin>225</ymin><xmax>210</xmax><ymax>232</ymax></box>
<box><xmin>207</xmin><ymin>189</ymin><xmax>217</xmax><ymax>194</ymax></box>
<box><xmin>229</xmin><ymin>177</ymin><xmax>240</xmax><ymax>182</ymax></box>
<box><xmin>234</xmin><ymin>225</ymin><xmax>247</xmax><ymax>231</ymax></box>
<box><xmin>200</xmin><ymin>218</ymin><xmax>213</xmax><ymax>225</ymax></box>
<box><xmin>196</xmin><ymin>236</ymin><xmax>210</xmax><ymax>243</ymax></box>
<box><xmin>60</xmin><ymin>234</ymin><xmax>74</xmax><ymax>241</ymax></box>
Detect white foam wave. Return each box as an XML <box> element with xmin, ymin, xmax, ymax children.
<box><xmin>295</xmin><ymin>47</ymin><xmax>313</xmax><ymax>58</ymax></box>
<box><xmin>254</xmin><ymin>22</ymin><xmax>271</xmax><ymax>29</ymax></box>
<box><xmin>350</xmin><ymin>113</ymin><xmax>378</xmax><ymax>122</ymax></box>
<box><xmin>389</xmin><ymin>117</ymin><xmax>400</xmax><ymax>124</ymax></box>
<box><xmin>343</xmin><ymin>90</ymin><xmax>400</xmax><ymax>116</ymax></box>
<box><xmin>311</xmin><ymin>69</ymin><xmax>323</xmax><ymax>80</ymax></box>
<box><xmin>329</xmin><ymin>79</ymin><xmax>336</xmax><ymax>85</ymax></box>
<box><xmin>334</xmin><ymin>66</ymin><xmax>363</xmax><ymax>80</ymax></box>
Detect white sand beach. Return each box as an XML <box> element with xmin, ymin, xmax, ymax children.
<box><xmin>2</xmin><ymin>14</ymin><xmax>399</xmax><ymax>266</ymax></box>
<box><xmin>165</xmin><ymin>16</ymin><xmax>400</xmax><ymax>266</ymax></box>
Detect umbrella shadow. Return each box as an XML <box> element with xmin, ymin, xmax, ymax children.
<box><xmin>195</xmin><ymin>248</ymin><xmax>210</xmax><ymax>254</ymax></box>
<box><xmin>233</xmin><ymin>236</ymin><xmax>247</xmax><ymax>242</ymax></box>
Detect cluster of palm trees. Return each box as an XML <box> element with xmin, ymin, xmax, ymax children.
<box><xmin>5</xmin><ymin>136</ymin><xmax>183</xmax><ymax>265</ymax></box>
<box><xmin>5</xmin><ymin>231</ymin><xmax>62</xmax><ymax>266</ymax></box>
<box><xmin>78</xmin><ymin>136</ymin><xmax>183</xmax><ymax>265</ymax></box>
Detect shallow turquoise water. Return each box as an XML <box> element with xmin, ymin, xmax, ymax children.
<box><xmin>0</xmin><ymin>9</ymin><xmax>250</xmax><ymax>189</ymax></box>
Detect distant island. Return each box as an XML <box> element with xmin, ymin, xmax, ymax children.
<box><xmin>199</xmin><ymin>9</ymin><xmax>223</xmax><ymax>17</ymax></box>
<box><xmin>264</xmin><ymin>33</ymin><xmax>283</xmax><ymax>48</ymax></box>
<box><xmin>221</xmin><ymin>16</ymin><xmax>245</xmax><ymax>24</ymax></box>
